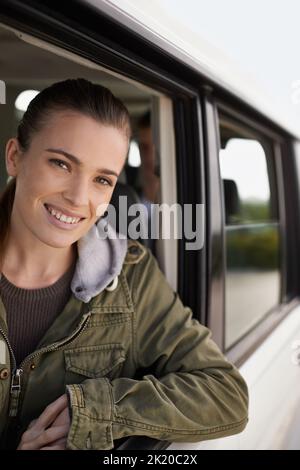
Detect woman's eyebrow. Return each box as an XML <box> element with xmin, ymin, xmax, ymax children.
<box><xmin>45</xmin><ymin>148</ymin><xmax>119</xmax><ymax>177</ymax></box>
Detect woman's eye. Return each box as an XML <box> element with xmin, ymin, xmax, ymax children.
<box><xmin>49</xmin><ymin>159</ymin><xmax>112</xmax><ymax>186</ymax></box>
<box><xmin>95</xmin><ymin>176</ymin><xmax>112</xmax><ymax>186</ymax></box>
<box><xmin>49</xmin><ymin>159</ymin><xmax>69</xmax><ymax>171</ymax></box>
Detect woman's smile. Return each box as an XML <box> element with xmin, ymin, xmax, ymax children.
<box><xmin>44</xmin><ymin>203</ymin><xmax>86</xmax><ymax>231</ymax></box>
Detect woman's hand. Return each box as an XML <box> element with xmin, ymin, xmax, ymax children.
<box><xmin>17</xmin><ymin>394</ymin><xmax>71</xmax><ymax>450</ymax></box>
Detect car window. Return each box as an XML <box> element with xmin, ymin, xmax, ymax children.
<box><xmin>0</xmin><ymin>24</ymin><xmax>163</xmax><ymax>249</ymax></box>
<box><xmin>219</xmin><ymin>118</ymin><xmax>281</xmax><ymax>349</ymax></box>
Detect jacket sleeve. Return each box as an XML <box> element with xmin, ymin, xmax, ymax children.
<box><xmin>66</xmin><ymin>249</ymin><xmax>248</xmax><ymax>450</ymax></box>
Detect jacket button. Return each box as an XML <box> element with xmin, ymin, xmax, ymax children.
<box><xmin>129</xmin><ymin>245</ymin><xmax>140</xmax><ymax>255</ymax></box>
<box><xmin>0</xmin><ymin>368</ymin><xmax>9</xmax><ymax>380</ymax></box>
<box><xmin>30</xmin><ymin>363</ymin><xmax>35</xmax><ymax>370</ymax></box>
<box><xmin>75</xmin><ymin>286</ymin><xmax>84</xmax><ymax>292</ymax></box>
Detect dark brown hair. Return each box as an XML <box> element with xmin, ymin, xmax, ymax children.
<box><xmin>0</xmin><ymin>78</ymin><xmax>131</xmax><ymax>268</ymax></box>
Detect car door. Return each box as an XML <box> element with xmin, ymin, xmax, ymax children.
<box><xmin>178</xmin><ymin>96</ymin><xmax>300</xmax><ymax>450</ymax></box>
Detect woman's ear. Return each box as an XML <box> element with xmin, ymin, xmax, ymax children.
<box><xmin>5</xmin><ymin>138</ymin><xmax>22</xmax><ymax>177</ymax></box>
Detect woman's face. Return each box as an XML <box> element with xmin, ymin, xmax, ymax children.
<box><xmin>6</xmin><ymin>111</ymin><xmax>128</xmax><ymax>248</ymax></box>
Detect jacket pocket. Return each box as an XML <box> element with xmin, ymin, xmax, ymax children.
<box><xmin>64</xmin><ymin>344</ymin><xmax>126</xmax><ymax>384</ymax></box>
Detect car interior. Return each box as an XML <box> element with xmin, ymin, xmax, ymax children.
<box><xmin>0</xmin><ymin>23</ymin><xmax>161</xmax><ymax>254</ymax></box>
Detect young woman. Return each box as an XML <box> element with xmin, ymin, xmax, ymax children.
<box><xmin>0</xmin><ymin>78</ymin><xmax>248</xmax><ymax>450</ymax></box>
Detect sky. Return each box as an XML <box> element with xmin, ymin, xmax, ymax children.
<box><xmin>159</xmin><ymin>0</ymin><xmax>300</xmax><ymax>133</ymax></box>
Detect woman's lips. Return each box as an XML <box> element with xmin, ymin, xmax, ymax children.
<box><xmin>44</xmin><ymin>203</ymin><xmax>84</xmax><ymax>230</ymax></box>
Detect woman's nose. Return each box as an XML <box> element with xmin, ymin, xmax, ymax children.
<box><xmin>62</xmin><ymin>177</ymin><xmax>90</xmax><ymax>208</ymax></box>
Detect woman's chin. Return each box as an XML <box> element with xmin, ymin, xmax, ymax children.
<box><xmin>34</xmin><ymin>230</ymin><xmax>78</xmax><ymax>249</ymax></box>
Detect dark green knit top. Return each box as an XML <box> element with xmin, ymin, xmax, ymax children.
<box><xmin>0</xmin><ymin>264</ymin><xmax>75</xmax><ymax>366</ymax></box>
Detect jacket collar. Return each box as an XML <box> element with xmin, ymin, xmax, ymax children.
<box><xmin>71</xmin><ymin>218</ymin><xmax>128</xmax><ymax>303</ymax></box>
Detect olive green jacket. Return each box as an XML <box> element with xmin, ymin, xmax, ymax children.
<box><xmin>0</xmin><ymin>222</ymin><xmax>248</xmax><ymax>450</ymax></box>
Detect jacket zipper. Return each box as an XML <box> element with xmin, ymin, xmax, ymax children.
<box><xmin>0</xmin><ymin>311</ymin><xmax>91</xmax><ymax>417</ymax></box>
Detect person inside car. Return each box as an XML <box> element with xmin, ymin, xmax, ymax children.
<box><xmin>0</xmin><ymin>78</ymin><xmax>248</xmax><ymax>450</ymax></box>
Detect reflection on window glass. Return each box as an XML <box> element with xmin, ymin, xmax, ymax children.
<box><xmin>219</xmin><ymin>122</ymin><xmax>280</xmax><ymax>349</ymax></box>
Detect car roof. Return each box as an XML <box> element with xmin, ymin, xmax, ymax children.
<box><xmin>85</xmin><ymin>0</ymin><xmax>300</xmax><ymax>139</ymax></box>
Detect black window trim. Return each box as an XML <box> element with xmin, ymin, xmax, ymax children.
<box><xmin>202</xmin><ymin>89</ymin><xmax>226</xmax><ymax>349</ymax></box>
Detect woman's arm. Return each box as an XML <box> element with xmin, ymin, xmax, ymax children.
<box><xmin>66</xmin><ymin>248</ymin><xmax>248</xmax><ymax>450</ymax></box>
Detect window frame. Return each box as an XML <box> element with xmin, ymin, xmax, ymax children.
<box><xmin>219</xmin><ymin>114</ymin><xmax>283</xmax><ymax>350</ymax></box>
<box><xmin>205</xmin><ymin>95</ymin><xmax>300</xmax><ymax>366</ymax></box>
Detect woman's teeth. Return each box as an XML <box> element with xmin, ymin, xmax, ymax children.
<box><xmin>45</xmin><ymin>204</ymin><xmax>81</xmax><ymax>224</ymax></box>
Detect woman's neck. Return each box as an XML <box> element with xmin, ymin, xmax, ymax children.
<box><xmin>1</xmin><ymin>230</ymin><xmax>77</xmax><ymax>289</ymax></box>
